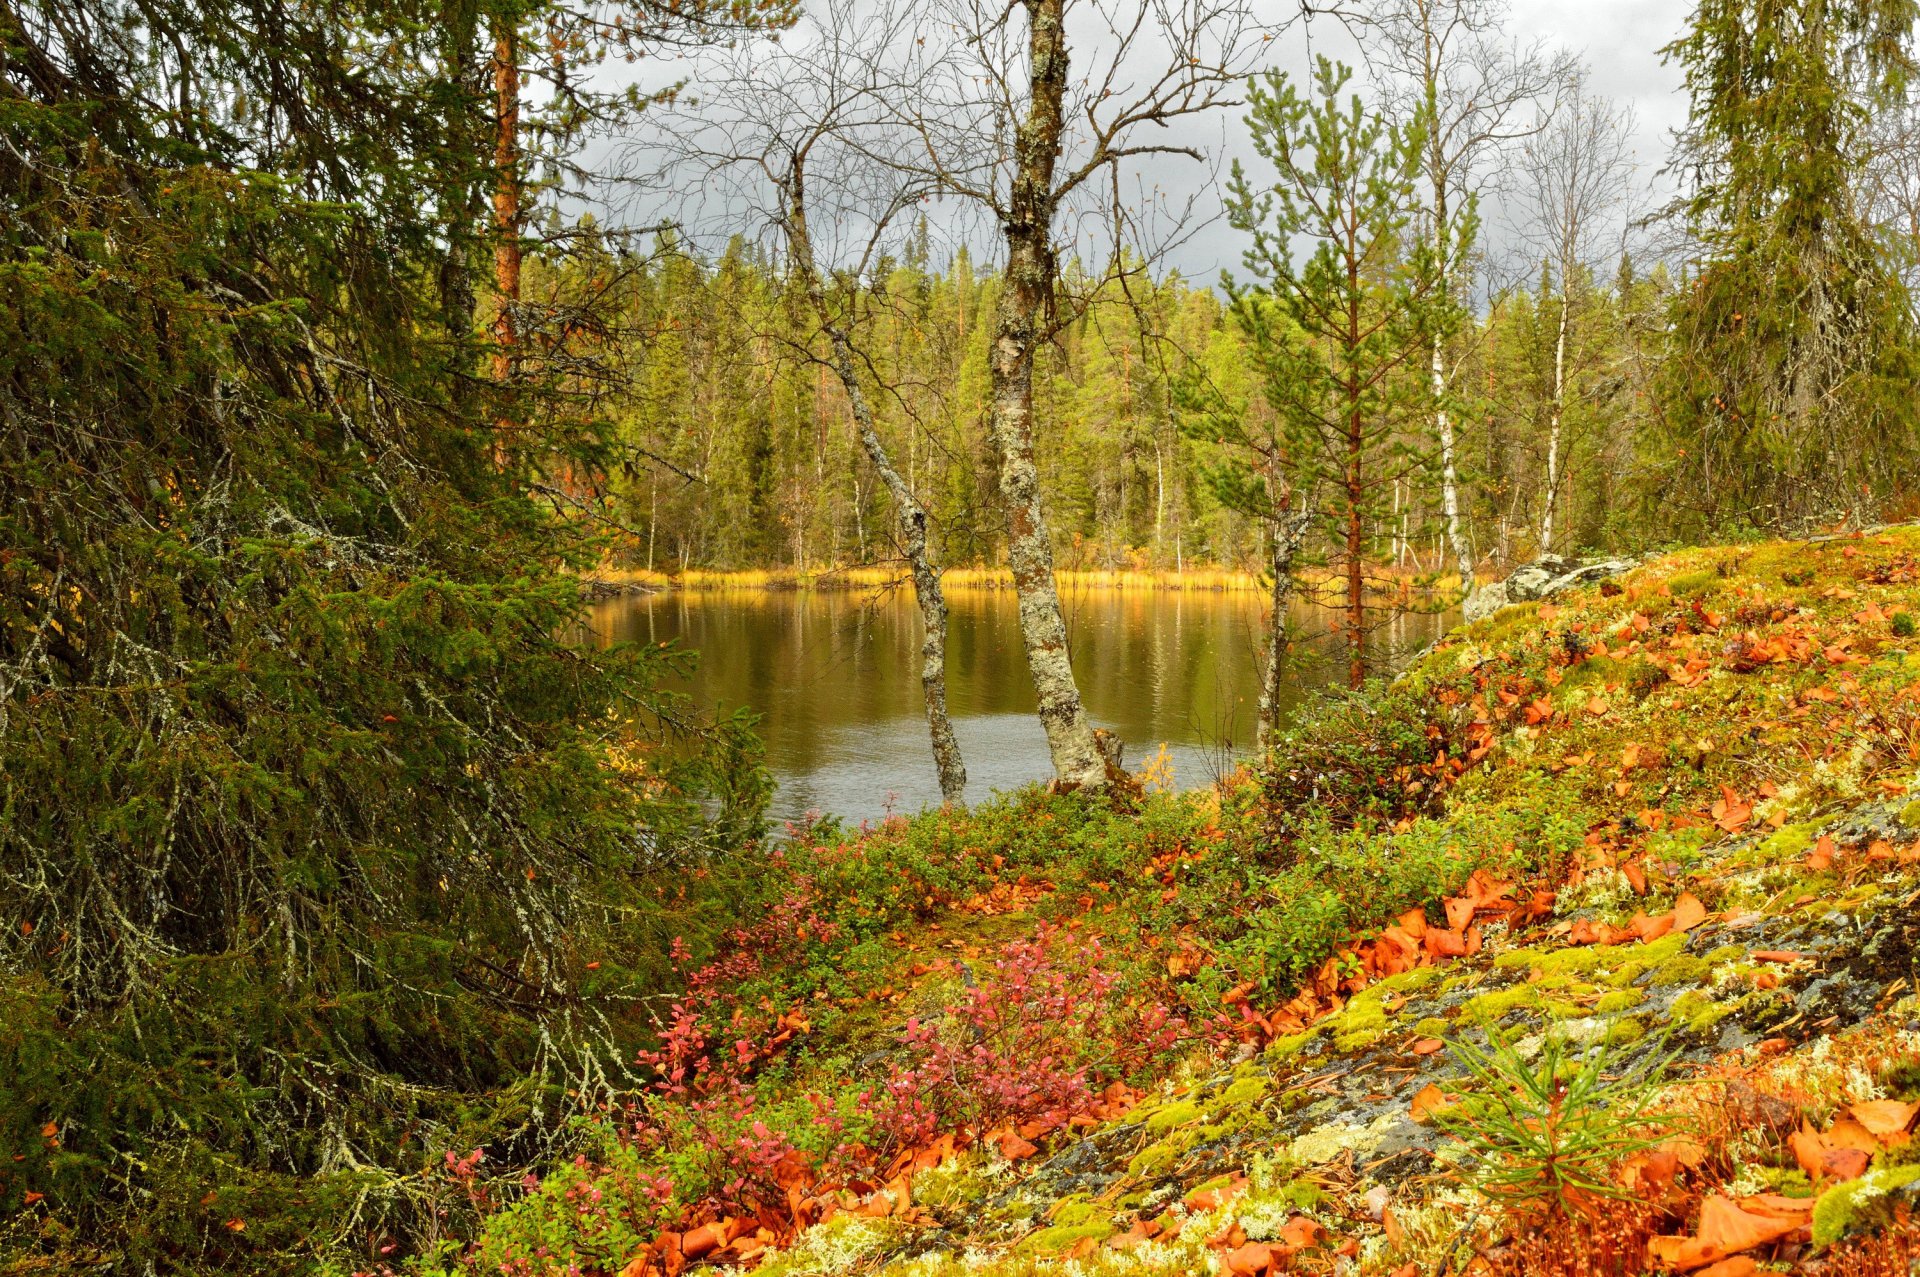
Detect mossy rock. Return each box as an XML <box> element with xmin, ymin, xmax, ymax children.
<box><xmin>1017</xmin><ymin>1222</ymin><xmax>1113</xmax><ymax>1255</ymax></box>
<box><xmin>1216</xmin><ymin>1075</ymin><xmax>1269</xmax><ymax>1108</ymax></box>
<box><xmin>1050</xmin><ymin>1197</ymin><xmax>1099</xmax><ymax>1227</ymax></box>
<box><xmin>1463</xmin><ymin>985</ymin><xmax>1538</xmax><ymax>1024</ymax></box>
<box><xmin>1594</xmin><ymin>988</ymin><xmax>1645</xmax><ymax>1015</ymax></box>
<box><xmin>1811</xmin><ymin>1163</ymin><xmax>1920</xmax><ymax>1245</ymax></box>
<box><xmin>1145</xmin><ymin>1101</ymin><xmax>1204</xmax><ymax>1133</ymax></box>
<box><xmin>1605</xmin><ymin>1016</ymin><xmax>1648</xmax><ymax>1047</ymax></box>
<box><xmin>1647</xmin><ymin>954</ymin><xmax>1713</xmax><ymax>988</ymax></box>
<box><xmin>1127</xmin><ymin>1138</ymin><xmax>1184</xmax><ymax>1179</ymax></box>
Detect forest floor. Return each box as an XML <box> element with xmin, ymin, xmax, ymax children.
<box><xmin>453</xmin><ymin>529</ymin><xmax>1920</xmax><ymax>1277</ymax></box>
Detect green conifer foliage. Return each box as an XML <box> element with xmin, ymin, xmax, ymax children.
<box><xmin>0</xmin><ymin>0</ymin><xmax>765</xmax><ymax>1267</ymax></box>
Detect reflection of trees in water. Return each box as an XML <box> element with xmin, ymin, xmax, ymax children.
<box><xmin>585</xmin><ymin>588</ymin><xmax>1454</xmax><ymax>797</ymax></box>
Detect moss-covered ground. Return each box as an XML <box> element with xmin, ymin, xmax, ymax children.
<box><xmin>412</xmin><ymin>530</ymin><xmax>1920</xmax><ymax>1276</ymax></box>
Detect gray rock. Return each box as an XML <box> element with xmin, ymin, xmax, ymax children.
<box><xmin>1464</xmin><ymin>555</ymin><xmax>1636</xmax><ymax>622</ymax></box>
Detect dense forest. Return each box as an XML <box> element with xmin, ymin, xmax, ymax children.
<box><xmin>559</xmin><ymin>239</ymin><xmax>1686</xmax><ymax>574</ymax></box>
<box><xmin>6</xmin><ymin>0</ymin><xmax>1920</xmax><ymax>1269</ymax></box>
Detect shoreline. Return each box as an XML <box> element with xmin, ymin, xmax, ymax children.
<box><xmin>578</xmin><ymin>563</ymin><xmax>1473</xmax><ymax>597</ymax></box>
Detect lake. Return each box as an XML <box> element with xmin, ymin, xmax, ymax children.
<box><xmin>585</xmin><ymin>583</ymin><xmax>1453</xmax><ymax>829</ymax></box>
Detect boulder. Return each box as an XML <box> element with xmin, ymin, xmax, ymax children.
<box><xmin>1464</xmin><ymin>554</ymin><xmax>1636</xmax><ymax>622</ymax></box>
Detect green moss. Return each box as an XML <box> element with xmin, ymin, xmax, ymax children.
<box><xmin>1216</xmin><ymin>1076</ymin><xmax>1268</xmax><ymax>1108</ymax></box>
<box><xmin>1605</xmin><ymin>1016</ymin><xmax>1648</xmax><ymax>1047</ymax></box>
<box><xmin>1051</xmin><ymin>1198</ymin><xmax>1098</xmax><ymax>1227</ymax></box>
<box><xmin>1811</xmin><ymin>1163</ymin><xmax>1920</xmax><ymax>1245</ymax></box>
<box><xmin>1412</xmin><ymin>1016</ymin><xmax>1451</xmax><ymax>1037</ymax></box>
<box><xmin>1017</xmin><ymin>1222</ymin><xmax>1113</xmax><ymax>1255</ymax></box>
<box><xmin>1668</xmin><ymin>989</ymin><xmax>1738</xmax><ymax>1035</ymax></box>
<box><xmin>1647</xmin><ymin>954</ymin><xmax>1712</xmax><ymax>988</ymax></box>
<box><xmin>1901</xmin><ymin>800</ymin><xmax>1920</xmax><ymax>829</ymax></box>
<box><xmin>1667</xmin><ymin>570</ymin><xmax>1717</xmax><ymax>597</ymax></box>
<box><xmin>1462</xmin><ymin>985</ymin><xmax>1538</xmax><ymax>1024</ymax></box>
<box><xmin>1494</xmin><ymin>947</ymin><xmax>1550</xmax><ymax>971</ymax></box>
<box><xmin>1594</xmin><ymin>988</ymin><xmax>1645</xmax><ymax>1014</ymax></box>
<box><xmin>1127</xmin><ymin>1138</ymin><xmax>1184</xmax><ymax>1178</ymax></box>
<box><xmin>1145</xmin><ymin>1101</ymin><xmax>1203</xmax><ymax>1133</ymax></box>
<box><xmin>1755</xmin><ymin>823</ymin><xmax>1815</xmax><ymax>862</ymax></box>
<box><xmin>1265</xmin><ymin>1027</ymin><xmax>1323</xmax><ymax>1061</ymax></box>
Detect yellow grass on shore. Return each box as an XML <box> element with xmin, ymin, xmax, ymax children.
<box><xmin>580</xmin><ymin>562</ymin><xmax>1470</xmax><ymax>596</ymax></box>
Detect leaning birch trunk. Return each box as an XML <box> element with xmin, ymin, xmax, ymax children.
<box><xmin>1254</xmin><ymin>510</ymin><xmax>1310</xmax><ymax>752</ymax></box>
<box><xmin>985</xmin><ymin>0</ymin><xmax>1108</xmax><ymax>790</ymax></box>
<box><xmin>1539</xmin><ymin>284</ymin><xmax>1569</xmax><ymax>552</ymax></box>
<box><xmin>784</xmin><ymin>166</ymin><xmax>967</xmax><ymax>803</ymax></box>
<box><xmin>833</xmin><ymin>331</ymin><xmax>967</xmax><ymax>803</ymax></box>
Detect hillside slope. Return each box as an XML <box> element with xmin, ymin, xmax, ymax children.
<box><xmin>450</xmin><ymin>530</ymin><xmax>1920</xmax><ymax>1277</ymax></box>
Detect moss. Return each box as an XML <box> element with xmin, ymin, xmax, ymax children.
<box><xmin>1145</xmin><ymin>1101</ymin><xmax>1204</xmax><ymax>1133</ymax></box>
<box><xmin>1755</xmin><ymin>823</ymin><xmax>1815</xmax><ymax>862</ymax></box>
<box><xmin>1594</xmin><ymin>988</ymin><xmax>1645</xmax><ymax>1015</ymax></box>
<box><xmin>1605</xmin><ymin>1017</ymin><xmax>1648</xmax><ymax>1047</ymax></box>
<box><xmin>1050</xmin><ymin>1198</ymin><xmax>1098</xmax><ymax>1227</ymax></box>
<box><xmin>1413</xmin><ymin>1016</ymin><xmax>1451</xmax><ymax>1037</ymax></box>
<box><xmin>1017</xmin><ymin>1222</ymin><xmax>1113</xmax><ymax>1255</ymax></box>
<box><xmin>1494</xmin><ymin>946</ymin><xmax>1551</xmax><ymax>972</ymax></box>
<box><xmin>1265</xmin><ymin>1027</ymin><xmax>1322</xmax><ymax>1061</ymax></box>
<box><xmin>1127</xmin><ymin>1137</ymin><xmax>1184</xmax><ymax>1178</ymax></box>
<box><xmin>1667</xmin><ymin>570</ymin><xmax>1717</xmax><ymax>597</ymax></box>
<box><xmin>1462</xmin><ymin>985</ymin><xmax>1538</xmax><ymax>1024</ymax></box>
<box><xmin>1216</xmin><ymin>1076</ymin><xmax>1268</xmax><ymax>1108</ymax></box>
<box><xmin>1647</xmin><ymin>954</ymin><xmax>1712</xmax><ymax>988</ymax></box>
<box><xmin>1669</xmin><ymin>989</ymin><xmax>1738</xmax><ymax>1035</ymax></box>
<box><xmin>1331</xmin><ymin>996</ymin><xmax>1391</xmax><ymax>1051</ymax></box>
<box><xmin>1811</xmin><ymin>1163</ymin><xmax>1920</xmax><ymax>1245</ymax></box>
<box><xmin>1901</xmin><ymin>800</ymin><xmax>1920</xmax><ymax>829</ymax></box>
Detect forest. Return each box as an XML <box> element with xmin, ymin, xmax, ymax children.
<box><xmin>5</xmin><ymin>0</ymin><xmax>1920</xmax><ymax>1270</ymax></box>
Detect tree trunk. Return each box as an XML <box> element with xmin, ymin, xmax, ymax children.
<box><xmin>1428</xmin><ymin>174</ymin><xmax>1473</xmax><ymax>594</ymax></box>
<box><xmin>490</xmin><ymin>16</ymin><xmax>520</xmax><ymax>457</ymax></box>
<box><xmin>1540</xmin><ymin>281</ymin><xmax>1569</xmax><ymax>551</ymax></box>
<box><xmin>1347</xmin><ymin>404</ymin><xmax>1365</xmax><ymax>690</ymax></box>
<box><xmin>784</xmin><ymin>163</ymin><xmax>967</xmax><ymax>804</ymax></box>
<box><xmin>835</xmin><ymin>330</ymin><xmax>967</xmax><ymax>803</ymax></box>
<box><xmin>987</xmin><ymin>0</ymin><xmax>1108</xmax><ymax>789</ymax></box>
<box><xmin>1254</xmin><ymin>509</ymin><xmax>1310</xmax><ymax>751</ymax></box>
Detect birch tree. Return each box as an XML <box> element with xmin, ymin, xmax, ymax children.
<box><xmin>1341</xmin><ymin>0</ymin><xmax>1574</xmax><ymax>592</ymax></box>
<box><xmin>1517</xmin><ymin>77</ymin><xmax>1638</xmax><ymax>552</ymax></box>
<box><xmin>895</xmin><ymin>0</ymin><xmax>1269</xmax><ymax>788</ymax></box>
<box><xmin>671</xmin><ymin>1</ymin><xmax>970</xmax><ymax>802</ymax></box>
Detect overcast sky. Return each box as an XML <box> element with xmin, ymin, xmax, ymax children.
<box><xmin>596</xmin><ymin>0</ymin><xmax>1699</xmax><ymax>288</ymax></box>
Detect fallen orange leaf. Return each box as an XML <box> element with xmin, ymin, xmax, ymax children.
<box><xmin>1850</xmin><ymin>1099</ymin><xmax>1919</xmax><ymax>1139</ymax></box>
<box><xmin>1646</xmin><ymin>1194</ymin><xmax>1804</xmax><ymax>1270</ymax></box>
<box><xmin>1410</xmin><ymin>1082</ymin><xmax>1450</xmax><ymax>1123</ymax></box>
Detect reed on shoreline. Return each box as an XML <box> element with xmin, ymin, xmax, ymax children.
<box><xmin>579</xmin><ymin>562</ymin><xmax>1471</xmax><ymax>597</ymax></box>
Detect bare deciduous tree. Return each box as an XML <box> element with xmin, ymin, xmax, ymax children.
<box><xmin>1517</xmin><ymin>75</ymin><xmax>1639</xmax><ymax>552</ymax></box>
<box><xmin>1336</xmin><ymin>0</ymin><xmax>1575</xmax><ymax>592</ymax></box>
<box><xmin>884</xmin><ymin>0</ymin><xmax>1271</xmax><ymax>788</ymax></box>
<box><xmin>662</xmin><ymin>0</ymin><xmax>969</xmax><ymax>802</ymax></box>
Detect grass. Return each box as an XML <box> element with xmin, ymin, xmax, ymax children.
<box><xmin>580</xmin><ymin>561</ymin><xmax>1475</xmax><ymax>596</ymax></box>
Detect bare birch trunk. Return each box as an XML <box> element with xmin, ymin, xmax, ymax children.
<box><xmin>1254</xmin><ymin>510</ymin><xmax>1310</xmax><ymax>752</ymax></box>
<box><xmin>1539</xmin><ymin>285</ymin><xmax>1568</xmax><ymax>551</ymax></box>
<box><xmin>784</xmin><ymin>164</ymin><xmax>967</xmax><ymax>803</ymax></box>
<box><xmin>987</xmin><ymin>0</ymin><xmax>1108</xmax><ymax>789</ymax></box>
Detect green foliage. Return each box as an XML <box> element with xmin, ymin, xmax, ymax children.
<box><xmin>0</xmin><ymin>0</ymin><xmax>771</xmax><ymax>1270</ymax></box>
<box><xmin>1654</xmin><ymin>0</ymin><xmax>1920</xmax><ymax>535</ymax></box>
<box><xmin>1251</xmin><ymin>680</ymin><xmax>1458</xmax><ymax>840</ymax></box>
<box><xmin>1434</xmin><ymin>1030</ymin><xmax>1677</xmax><ymax>1214</ymax></box>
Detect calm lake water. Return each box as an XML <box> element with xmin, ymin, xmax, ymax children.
<box><xmin>585</xmin><ymin>585</ymin><xmax>1453</xmax><ymax>829</ymax></box>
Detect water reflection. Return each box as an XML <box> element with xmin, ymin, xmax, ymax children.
<box><xmin>584</xmin><ymin>584</ymin><xmax>1451</xmax><ymax>828</ymax></box>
